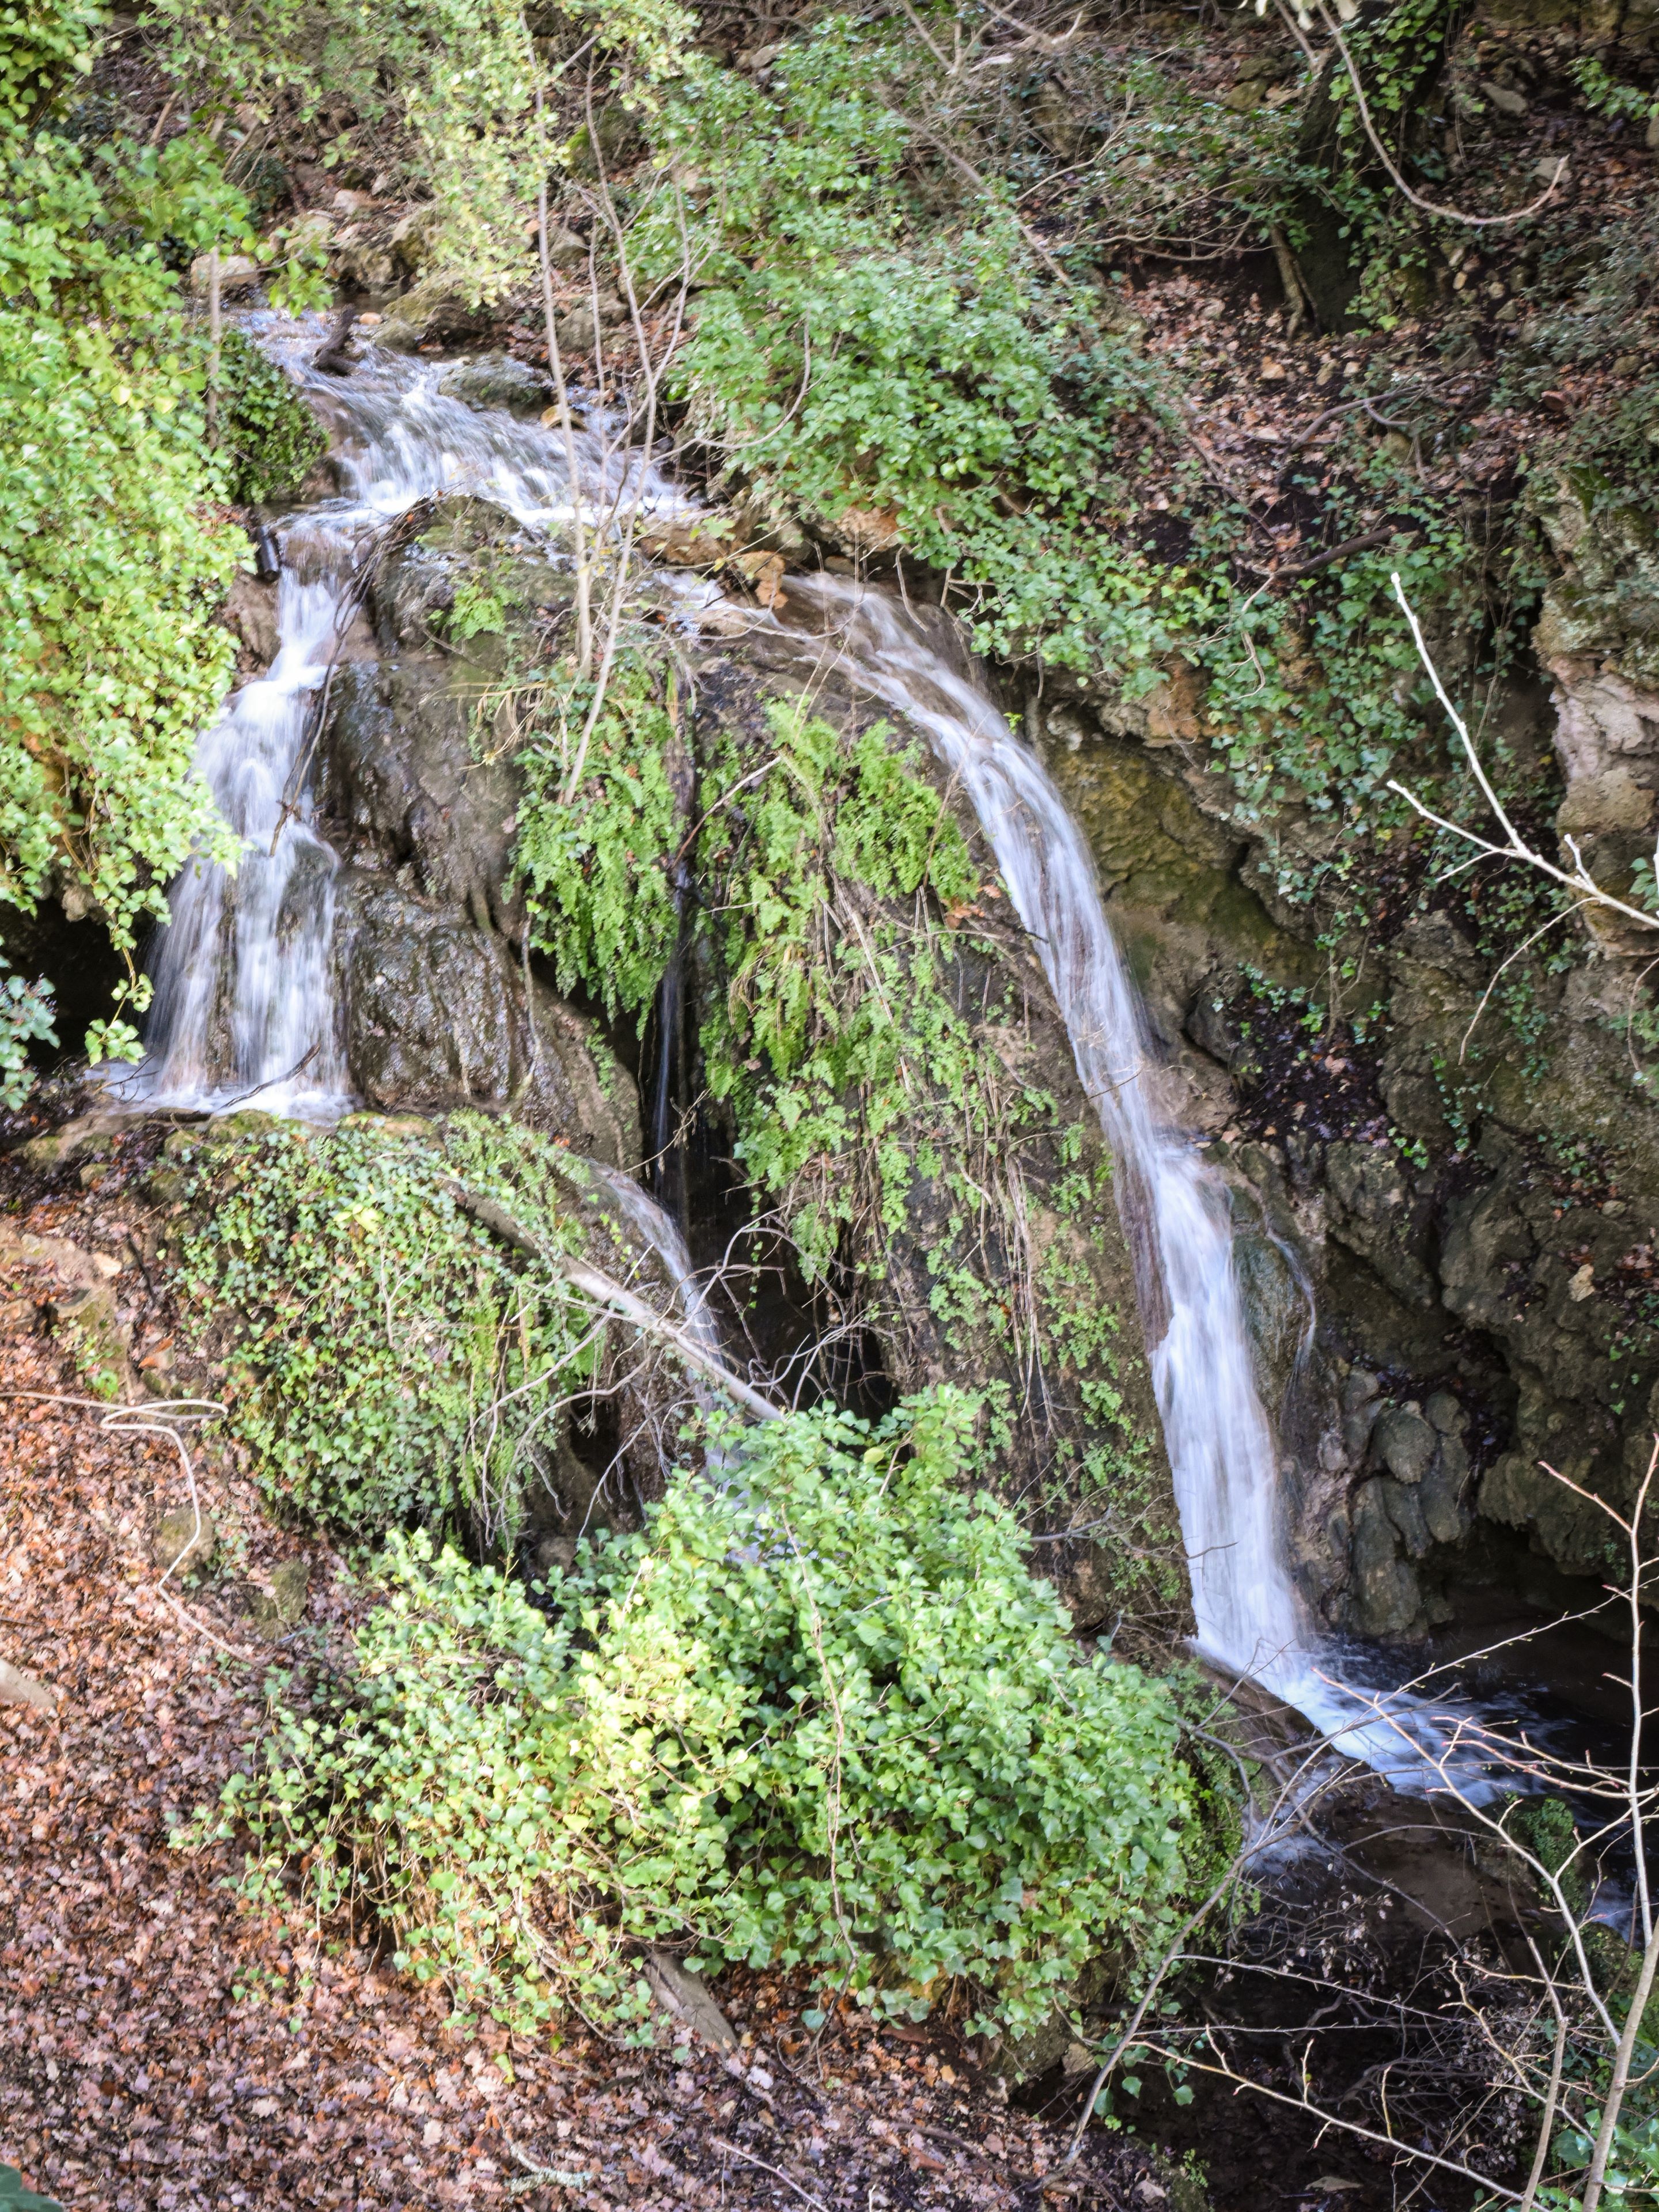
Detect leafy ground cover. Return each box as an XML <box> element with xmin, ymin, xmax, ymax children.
<box><xmin>0</xmin><ymin>1286</ymin><xmax>1177</xmax><ymax>2210</ymax></box>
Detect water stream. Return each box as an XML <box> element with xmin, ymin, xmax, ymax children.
<box><xmin>769</xmin><ymin>574</ymin><xmax>1493</xmax><ymax>1791</ymax></box>
<box><xmin>122</xmin><ymin>316</ymin><xmax>691</xmax><ymax>1118</ymax></box>
<box><xmin>128</xmin><ymin>314</ymin><xmax>1492</xmax><ymax>1790</ymax></box>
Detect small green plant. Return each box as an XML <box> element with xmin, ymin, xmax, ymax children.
<box><xmin>215</xmin><ymin>1387</ymin><xmax>1200</xmax><ymax>2040</ymax></box>
<box><xmin>165</xmin><ymin>1113</ymin><xmax>603</xmax><ymax>1547</ymax></box>
<box><xmin>0</xmin><ymin>957</ymin><xmax>56</xmax><ymax>1108</ymax></box>
<box><xmin>217</xmin><ymin>330</ymin><xmax>327</xmax><ymax>503</ymax></box>
<box><xmin>0</xmin><ymin>2165</ymin><xmax>63</xmax><ymax>2211</ymax></box>
<box><xmin>515</xmin><ymin>644</ymin><xmax>684</xmax><ymax>1022</ymax></box>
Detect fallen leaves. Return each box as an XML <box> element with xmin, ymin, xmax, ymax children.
<box><xmin>0</xmin><ymin>1158</ymin><xmax>1169</xmax><ymax>2210</ymax></box>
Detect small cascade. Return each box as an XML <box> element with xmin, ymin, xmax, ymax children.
<box><xmin>128</xmin><ymin>313</ymin><xmax>692</xmax><ymax>1114</ymax></box>
<box><xmin>123</xmin><ymin>548</ymin><xmax>355</xmax><ymax>1115</ymax></box>
<box><xmin>586</xmin><ymin>1158</ymin><xmax>722</xmax><ymax>1367</ymax></box>
<box><xmin>774</xmin><ymin>573</ymin><xmax>1494</xmax><ymax>1790</ymax></box>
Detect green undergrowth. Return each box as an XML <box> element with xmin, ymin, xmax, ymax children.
<box><xmin>208</xmin><ymin>1386</ymin><xmax>1198</xmax><ymax>2042</ymax></box>
<box><xmin>516</xmin><ymin>674</ymin><xmax>1171</xmax><ymax>1599</ymax></box>
<box><xmin>162</xmin><ymin>1111</ymin><xmax>607</xmax><ymax>1550</ymax></box>
<box><xmin>217</xmin><ymin>329</ymin><xmax>328</xmax><ymax>503</ymax></box>
<box><xmin>513</xmin><ymin>643</ymin><xmax>685</xmax><ymax>1023</ymax></box>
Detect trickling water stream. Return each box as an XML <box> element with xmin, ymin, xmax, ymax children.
<box><xmin>128</xmin><ymin>313</ymin><xmax>1494</xmax><ymax>1789</ymax></box>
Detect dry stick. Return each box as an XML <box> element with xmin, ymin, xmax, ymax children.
<box><xmin>1388</xmin><ymin>573</ymin><xmax>1659</xmax><ymax>939</ymax></box>
<box><xmin>1584</xmin><ymin>1913</ymin><xmax>1659</xmax><ymax>2212</ymax></box>
<box><xmin>535</xmin><ymin>83</ymin><xmax>593</xmax><ymax>682</ymax></box>
<box><xmin>4</xmin><ymin>1391</ymin><xmax>263</xmax><ymax>1664</ymax></box>
<box><xmin>713</xmin><ymin>2139</ymin><xmax>827</xmax><ymax>2211</ymax></box>
<box><xmin>206</xmin><ymin>245</ymin><xmax>222</xmax><ymax>445</ymax></box>
<box><xmin>445</xmin><ymin>1183</ymin><xmax>783</xmax><ymax>1423</ymax></box>
<box><xmin>1580</xmin><ymin>1448</ymin><xmax>1659</xmax><ymax>2211</ymax></box>
<box><xmin>1624</xmin><ymin>1447</ymin><xmax>1657</xmax><ymax>1948</ymax></box>
<box><xmin>1315</xmin><ymin>0</ymin><xmax>1567</xmax><ymax>229</ymax></box>
<box><xmin>1520</xmin><ymin>1936</ymin><xmax>1569</xmax><ymax>2212</ymax></box>
<box><xmin>559</xmin><ymin>122</ymin><xmax>691</xmax><ymax>804</ymax></box>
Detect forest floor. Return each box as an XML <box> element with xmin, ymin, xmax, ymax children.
<box><xmin>0</xmin><ymin>1140</ymin><xmax>1179</xmax><ymax>2212</ymax></box>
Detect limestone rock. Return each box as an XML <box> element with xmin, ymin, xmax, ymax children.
<box><xmin>1373</xmin><ymin>1406</ymin><xmax>1436</xmax><ymax>1485</ymax></box>
<box><xmin>1381</xmin><ymin>1477</ymin><xmax>1431</xmax><ymax>1559</ymax></box>
<box><xmin>13</xmin><ymin>1112</ymin><xmax>125</xmax><ymax>1174</ymax></box>
<box><xmin>372</xmin><ymin>274</ymin><xmax>490</xmax><ymax>353</ymax></box>
<box><xmin>1348</xmin><ymin>1478</ymin><xmax>1421</xmax><ymax>1637</ymax></box>
<box><xmin>0</xmin><ymin>1658</ymin><xmax>59</xmax><ymax>1713</ymax></box>
<box><xmin>388</xmin><ymin>204</ymin><xmax>444</xmax><ymax>274</ymax></box>
<box><xmin>152</xmin><ymin>1508</ymin><xmax>217</xmax><ymax>1576</ymax></box>
<box><xmin>339</xmin><ymin>877</ymin><xmax>638</xmax><ymax>1164</ymax></box>
<box><xmin>251</xmin><ymin>1560</ymin><xmax>310</xmax><ymax>1633</ymax></box>
<box><xmin>1326</xmin><ymin>1142</ymin><xmax>1435</xmax><ymax>1306</ymax></box>
<box><xmin>220</xmin><ymin>571</ymin><xmax>280</xmax><ymax>671</ymax></box>
<box><xmin>50</xmin><ymin>1281</ymin><xmax>128</xmax><ymax>1387</ymax></box>
<box><xmin>639</xmin><ymin>1949</ymin><xmax>737</xmax><ymax>2050</ymax></box>
<box><xmin>438</xmin><ymin>353</ymin><xmax>550</xmax><ymax>416</ymax></box>
<box><xmin>1419</xmin><ymin>1434</ymin><xmax>1469</xmax><ymax>1546</ymax></box>
<box><xmin>190</xmin><ymin>252</ymin><xmax>261</xmax><ymax>296</ymax></box>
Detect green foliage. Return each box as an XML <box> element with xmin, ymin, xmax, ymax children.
<box><xmin>0</xmin><ymin>953</ymin><xmax>55</xmax><ymax>1108</ymax></box>
<box><xmin>1538</xmin><ymin>2113</ymin><xmax>1659</xmax><ymax>2210</ymax></box>
<box><xmin>695</xmin><ymin>700</ymin><xmax>989</xmax><ymax>1279</ymax></box>
<box><xmin>1569</xmin><ymin>56</ymin><xmax>1659</xmax><ymax>131</ymax></box>
<box><xmin>166</xmin><ymin>1113</ymin><xmax>600</xmax><ymax>1547</ymax></box>
<box><xmin>140</xmin><ymin>0</ymin><xmax>694</xmax><ymax>306</ymax></box>
<box><xmin>216</xmin><ymin>1388</ymin><xmax>1197</xmax><ymax>2040</ymax></box>
<box><xmin>0</xmin><ymin>8</ymin><xmax>259</xmax><ymax>1055</ymax></box>
<box><xmin>515</xmin><ymin>647</ymin><xmax>684</xmax><ymax>1021</ymax></box>
<box><xmin>0</xmin><ymin>2165</ymin><xmax>62</xmax><ymax>2212</ymax></box>
<box><xmin>217</xmin><ymin>328</ymin><xmax>327</xmax><ymax>503</ymax></box>
<box><xmin>640</xmin><ymin>21</ymin><xmax>1203</xmax><ymax>681</ymax></box>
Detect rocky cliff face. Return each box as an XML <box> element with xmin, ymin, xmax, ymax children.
<box><xmin>239</xmin><ymin>445</ymin><xmax>1659</xmax><ymax>1652</ymax></box>
<box><xmin>238</xmin><ymin>492</ymin><xmax>1183</xmax><ymax>1630</ymax></box>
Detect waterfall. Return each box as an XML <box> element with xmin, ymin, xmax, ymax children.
<box><xmin>126</xmin><ymin>313</ymin><xmax>691</xmax><ymax>1115</ymax></box>
<box><xmin>126</xmin><ymin>312</ymin><xmax>1489</xmax><ymax>1787</ymax></box>
<box><xmin>772</xmin><ymin>574</ymin><xmax>1491</xmax><ymax>1791</ymax></box>
<box><xmin>124</xmin><ymin>550</ymin><xmax>354</xmax><ymax>1116</ymax></box>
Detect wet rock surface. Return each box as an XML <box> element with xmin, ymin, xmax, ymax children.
<box><xmin>339</xmin><ymin>876</ymin><xmax>637</xmax><ymax>1161</ymax></box>
<box><xmin>1042</xmin><ymin>589</ymin><xmax>1659</xmax><ymax>1638</ymax></box>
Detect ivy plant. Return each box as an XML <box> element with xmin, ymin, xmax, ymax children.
<box><xmin>214</xmin><ymin>1386</ymin><xmax>1197</xmax><ymax>2041</ymax></box>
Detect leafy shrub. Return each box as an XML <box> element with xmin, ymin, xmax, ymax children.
<box><xmin>218</xmin><ymin>329</ymin><xmax>327</xmax><ymax>503</ymax></box>
<box><xmin>0</xmin><ymin>956</ymin><xmax>55</xmax><ymax>1109</ymax></box>
<box><xmin>514</xmin><ymin>646</ymin><xmax>684</xmax><ymax>1022</ymax></box>
<box><xmin>167</xmin><ymin>1113</ymin><xmax>600</xmax><ymax>1546</ymax></box>
<box><xmin>219</xmin><ymin>1387</ymin><xmax>1196</xmax><ymax>2039</ymax></box>
<box><xmin>693</xmin><ymin>702</ymin><xmax>990</xmax><ymax>1278</ymax></box>
<box><xmin>1</xmin><ymin>12</ymin><xmax>257</xmax><ymax>1058</ymax></box>
<box><xmin>641</xmin><ymin>20</ymin><xmax>1198</xmax><ymax>681</ymax></box>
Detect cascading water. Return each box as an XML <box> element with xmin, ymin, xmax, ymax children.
<box><xmin>124</xmin><ymin>546</ymin><xmax>354</xmax><ymax>1116</ymax></box>
<box><xmin>125</xmin><ymin>314</ymin><xmax>693</xmax><ymax>1116</ymax></box>
<box><xmin>128</xmin><ymin>312</ymin><xmax>1489</xmax><ymax>1786</ymax></box>
<box><xmin>771</xmin><ymin>573</ymin><xmax>1493</xmax><ymax>1790</ymax></box>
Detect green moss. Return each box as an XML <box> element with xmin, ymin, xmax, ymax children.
<box><xmin>165</xmin><ymin>1113</ymin><xmax>600</xmax><ymax>1548</ymax></box>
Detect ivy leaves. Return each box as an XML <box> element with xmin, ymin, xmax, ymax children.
<box><xmin>169</xmin><ymin>1115</ymin><xmax>596</xmax><ymax>1546</ymax></box>
<box><xmin>224</xmin><ymin>1387</ymin><xmax>1195</xmax><ymax>2041</ymax></box>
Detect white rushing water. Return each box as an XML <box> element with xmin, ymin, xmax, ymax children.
<box><xmin>772</xmin><ymin>573</ymin><xmax>1488</xmax><ymax>1790</ymax></box>
<box><xmin>124</xmin><ymin>313</ymin><xmax>692</xmax><ymax>1117</ymax></box>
